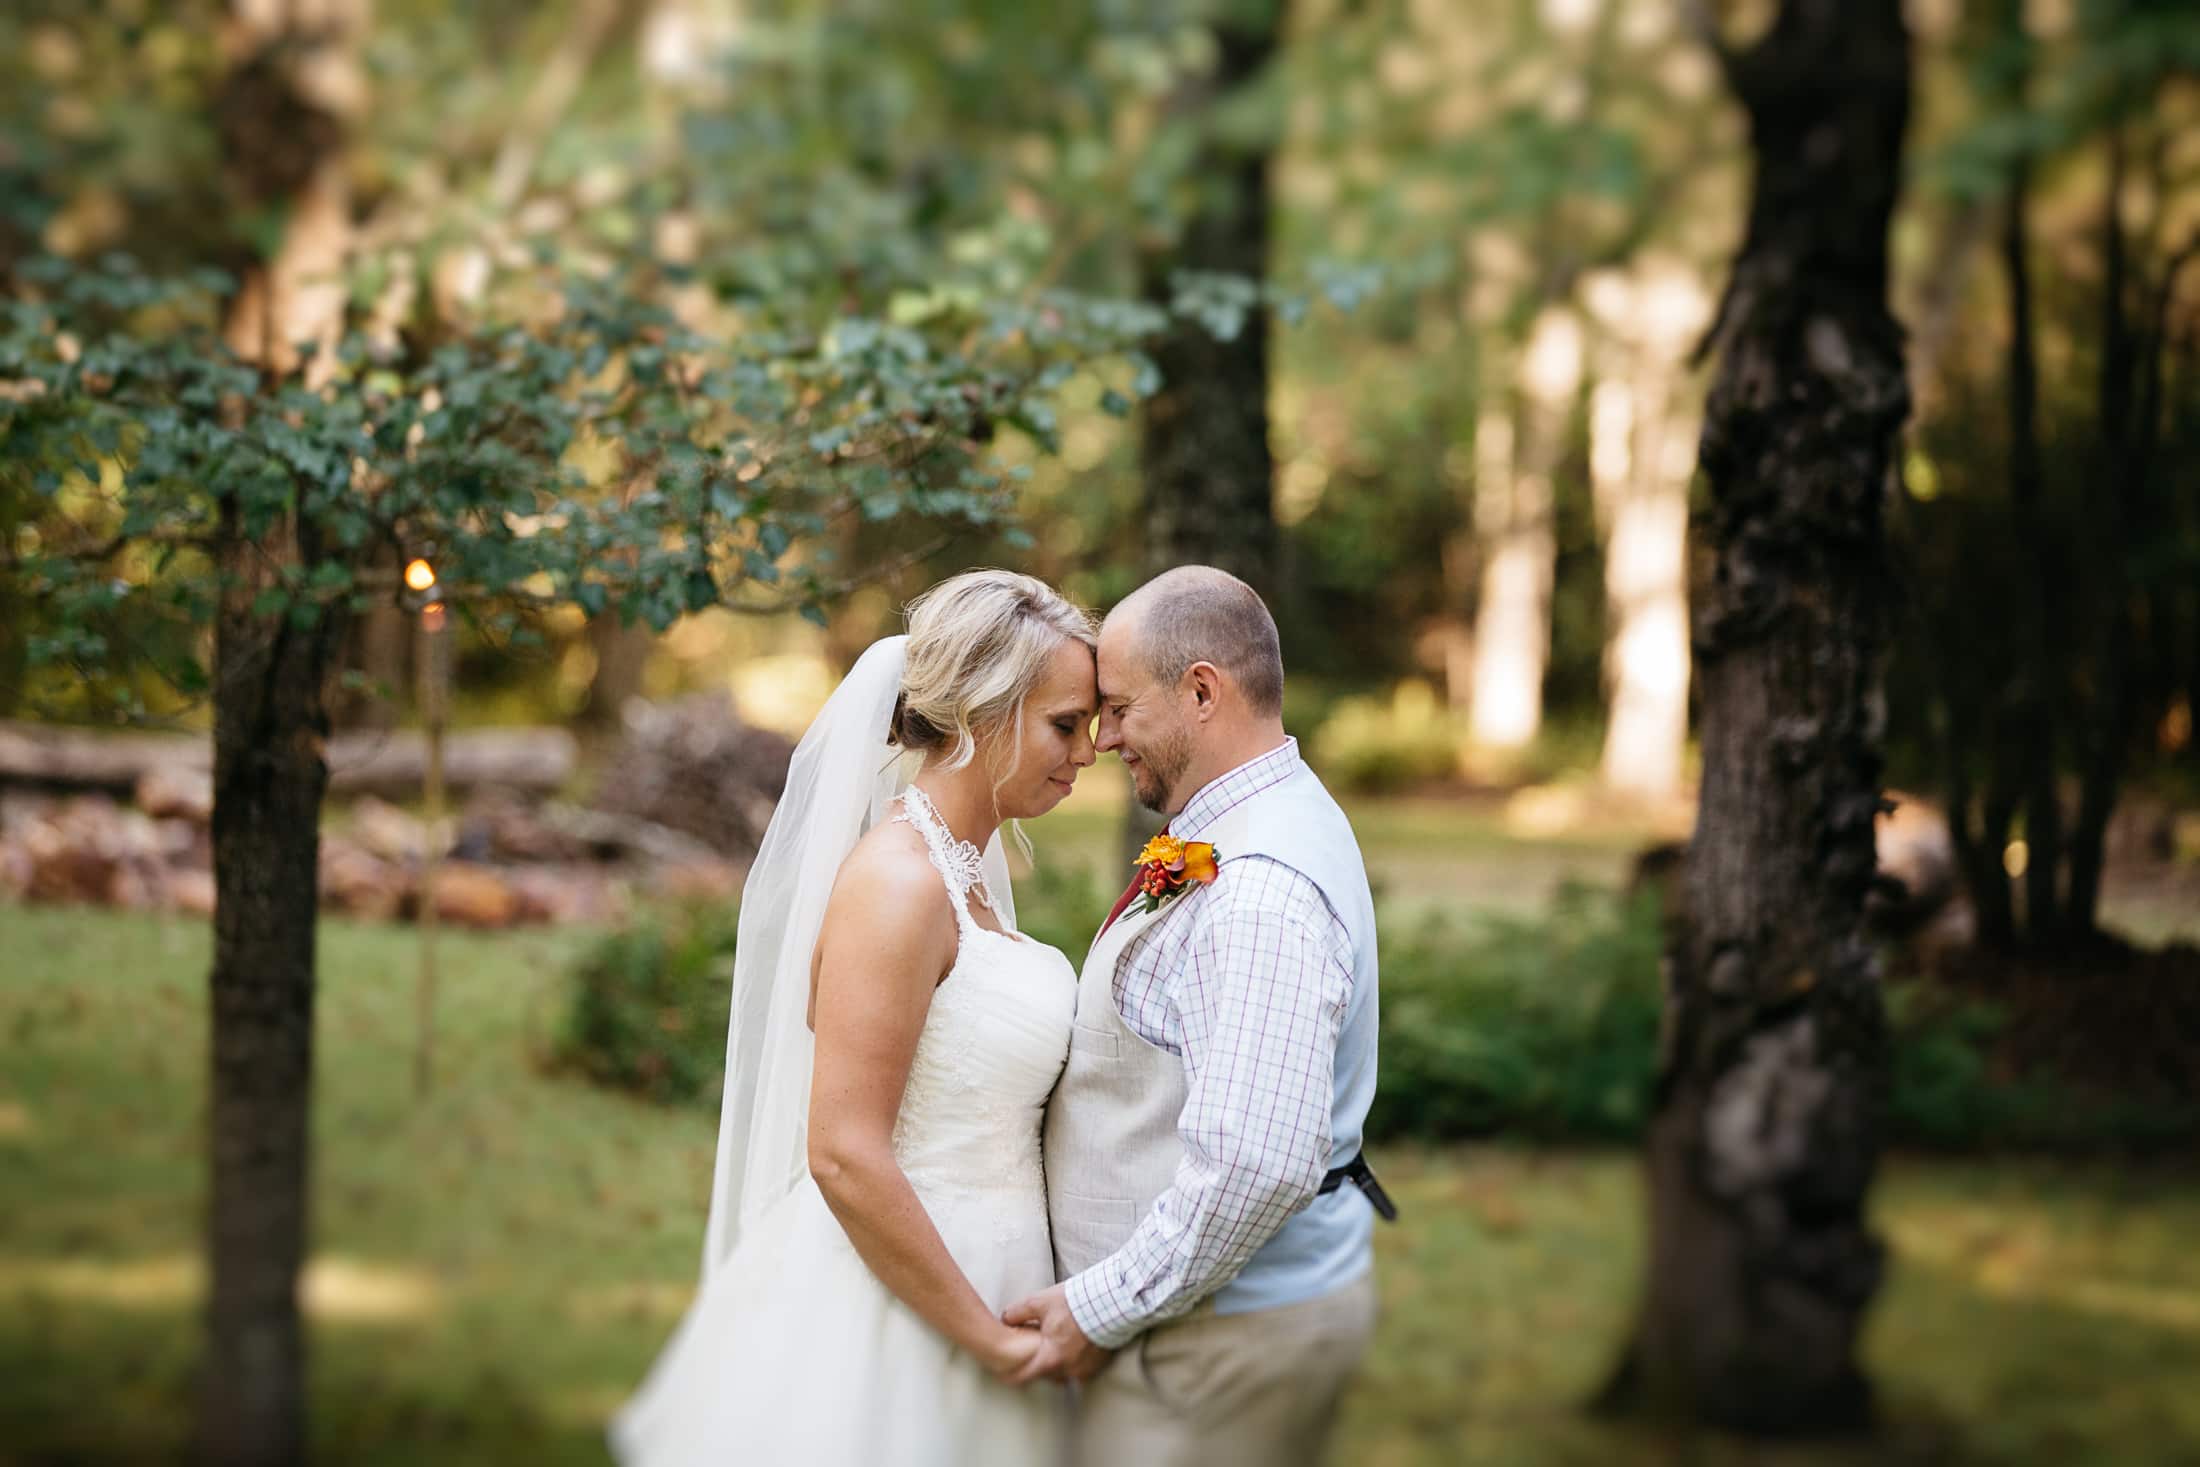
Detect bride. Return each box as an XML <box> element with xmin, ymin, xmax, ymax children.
<box><xmin>608</xmin><ymin>569</ymin><xmax>1098</xmax><ymax>1466</ymax></box>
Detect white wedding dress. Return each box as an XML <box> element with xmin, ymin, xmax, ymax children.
<box><xmin>608</xmin><ymin>787</ymin><xmax>1078</xmax><ymax>1466</ymax></box>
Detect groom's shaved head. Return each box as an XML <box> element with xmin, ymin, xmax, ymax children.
<box><xmin>1108</xmin><ymin>566</ymin><xmax>1285</xmax><ymax>717</ymax></box>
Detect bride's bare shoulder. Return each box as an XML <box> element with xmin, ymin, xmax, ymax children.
<box><xmin>822</xmin><ymin>817</ymin><xmax>952</xmax><ymax>936</ymax></box>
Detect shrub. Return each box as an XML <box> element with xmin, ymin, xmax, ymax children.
<box><xmin>556</xmin><ymin>869</ymin><xmax>2198</xmax><ymax>1157</ymax></box>
<box><xmin>1309</xmin><ymin>680</ymin><xmax>1463</xmax><ymax>794</ymax></box>
<box><xmin>1367</xmin><ymin>883</ymin><xmax>1664</xmax><ymax>1143</ymax></box>
<box><xmin>1884</xmin><ymin>981</ymin><xmax>2197</xmax><ymax>1152</ymax></box>
<box><xmin>1368</xmin><ymin>883</ymin><xmax>2200</xmax><ymax>1153</ymax></box>
<box><xmin>1009</xmin><ymin>857</ymin><xmax>1114</xmax><ymax>963</ymax></box>
<box><xmin>554</xmin><ymin>903</ymin><xmax>740</xmax><ymax>1107</ymax></box>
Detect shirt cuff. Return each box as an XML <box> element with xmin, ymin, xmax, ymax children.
<box><xmin>1063</xmin><ymin>1266</ymin><xmax>1146</xmax><ymax>1350</ymax></box>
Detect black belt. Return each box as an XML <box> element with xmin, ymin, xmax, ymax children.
<box><xmin>1317</xmin><ymin>1153</ymin><xmax>1398</xmax><ymax>1222</ymax></box>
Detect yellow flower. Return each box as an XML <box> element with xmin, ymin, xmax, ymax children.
<box><xmin>1135</xmin><ymin>833</ymin><xmax>1186</xmax><ymax>868</ymax></box>
<box><xmin>1133</xmin><ymin>834</ymin><xmax>1220</xmax><ymax>892</ymax></box>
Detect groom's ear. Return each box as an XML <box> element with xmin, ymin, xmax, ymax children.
<box><xmin>1185</xmin><ymin>660</ymin><xmax>1224</xmax><ymax>721</ymax></box>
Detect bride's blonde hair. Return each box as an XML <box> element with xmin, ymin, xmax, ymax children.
<box><xmin>889</xmin><ymin>569</ymin><xmax>1095</xmax><ymax>781</ymax></box>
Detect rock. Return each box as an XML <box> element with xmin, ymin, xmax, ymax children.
<box><xmin>319</xmin><ymin>836</ymin><xmax>408</xmax><ymax>923</ymax></box>
<box><xmin>349</xmin><ymin>796</ymin><xmax>433</xmax><ymax>865</ymax></box>
<box><xmin>169</xmin><ymin>867</ymin><xmax>218</xmax><ymax>917</ymax></box>
<box><xmin>454</xmin><ymin>788</ymin><xmax>593</xmax><ymax>864</ymax></box>
<box><xmin>107</xmin><ymin>858</ymin><xmax>164</xmax><ymax>911</ymax></box>
<box><xmin>591</xmin><ymin>696</ymin><xmax>793</xmax><ymax>860</ymax></box>
<box><xmin>506</xmin><ymin>865</ymin><xmax>629</xmax><ymax>926</ymax></box>
<box><xmin>657</xmin><ymin>858</ymin><xmax>746</xmax><ymax>907</ymax></box>
<box><xmin>1871</xmin><ymin>790</ymin><xmax>1958</xmax><ymax>934</ymax></box>
<box><xmin>427</xmin><ymin>863</ymin><xmax>519</xmax><ymax>929</ymax></box>
<box><xmin>136</xmin><ymin>765</ymin><xmax>213</xmax><ymax>824</ymax></box>
<box><xmin>28</xmin><ymin>842</ymin><xmax>115</xmax><ymax>905</ymax></box>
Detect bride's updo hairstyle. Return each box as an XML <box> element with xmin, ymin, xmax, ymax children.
<box><xmin>889</xmin><ymin>569</ymin><xmax>1095</xmax><ymax>778</ymax></box>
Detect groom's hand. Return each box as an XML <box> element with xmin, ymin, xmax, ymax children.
<box><xmin>1002</xmin><ymin>1285</ymin><xmax>1112</xmax><ymax>1384</ymax></box>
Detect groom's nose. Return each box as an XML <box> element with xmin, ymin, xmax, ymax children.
<box><xmin>1094</xmin><ymin>710</ymin><xmax>1123</xmax><ymax>754</ymax></box>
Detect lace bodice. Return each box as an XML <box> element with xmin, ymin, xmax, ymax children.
<box><xmin>885</xmin><ymin>790</ymin><xmax>1076</xmax><ymax>1231</ymax></box>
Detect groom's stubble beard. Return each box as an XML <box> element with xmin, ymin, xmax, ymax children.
<box><xmin>1130</xmin><ymin>720</ymin><xmax>1194</xmax><ymax>814</ymax></box>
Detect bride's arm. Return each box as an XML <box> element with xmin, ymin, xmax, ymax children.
<box><xmin>804</xmin><ymin>839</ymin><xmax>1042</xmax><ymax>1384</ymax></box>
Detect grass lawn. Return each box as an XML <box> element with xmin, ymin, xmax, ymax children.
<box><xmin>5</xmin><ymin>904</ymin><xmax>2199</xmax><ymax>1467</ymax></box>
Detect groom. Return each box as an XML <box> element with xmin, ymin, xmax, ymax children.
<box><xmin>1006</xmin><ymin>566</ymin><xmax>1391</xmax><ymax>1467</ymax></box>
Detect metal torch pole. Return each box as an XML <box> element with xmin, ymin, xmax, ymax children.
<box><xmin>414</xmin><ymin>598</ymin><xmax>448</xmax><ymax>1098</ymax></box>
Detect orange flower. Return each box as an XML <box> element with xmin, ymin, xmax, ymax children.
<box><xmin>1177</xmin><ymin>841</ymin><xmax>1219</xmax><ymax>885</ymax></box>
<box><xmin>1129</xmin><ymin>834</ymin><xmax>1222</xmax><ymax>914</ymax></box>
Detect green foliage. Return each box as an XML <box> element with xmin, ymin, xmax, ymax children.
<box><xmin>0</xmin><ymin>251</ymin><xmax>1163</xmax><ymax>719</ymax></box>
<box><xmin>552</xmin><ymin>902</ymin><xmax>740</xmax><ymax>1107</ymax></box>
<box><xmin>1884</xmin><ymin>981</ymin><xmax>2199</xmax><ymax>1153</ymax></box>
<box><xmin>1006</xmin><ymin>854</ymin><xmax>1115</xmax><ymax>962</ymax></box>
<box><xmin>1368</xmin><ymin>883</ymin><xmax>1665</xmax><ymax>1143</ymax></box>
<box><xmin>1310</xmin><ymin>680</ymin><xmax>1463</xmax><ymax>794</ymax></box>
<box><xmin>1370</xmin><ymin>884</ymin><xmax>2200</xmax><ymax>1152</ymax></box>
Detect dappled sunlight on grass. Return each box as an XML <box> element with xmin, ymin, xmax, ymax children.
<box><xmin>0</xmin><ymin>1254</ymin><xmax>198</xmax><ymax>1309</ymax></box>
<box><xmin>0</xmin><ymin>1253</ymin><xmax>444</xmax><ymax>1323</ymax></box>
<box><xmin>563</xmin><ymin>1279</ymin><xmax>695</xmax><ymax>1327</ymax></box>
<box><xmin>1884</xmin><ymin>1204</ymin><xmax>2200</xmax><ymax>1334</ymax></box>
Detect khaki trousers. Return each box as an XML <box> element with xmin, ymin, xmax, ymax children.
<box><xmin>1070</xmin><ymin>1272</ymin><xmax>1378</xmax><ymax>1467</ymax></box>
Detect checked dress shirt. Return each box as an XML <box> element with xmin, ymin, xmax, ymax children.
<box><xmin>1063</xmin><ymin>737</ymin><xmax>1359</xmax><ymax>1348</ymax></box>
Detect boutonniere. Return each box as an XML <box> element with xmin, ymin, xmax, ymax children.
<box><xmin>1132</xmin><ymin>833</ymin><xmax>1220</xmax><ymax>914</ymax></box>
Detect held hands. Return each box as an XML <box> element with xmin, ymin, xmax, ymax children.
<box><xmin>1000</xmin><ymin>1284</ymin><xmax>1113</xmax><ymax>1385</ymax></box>
<box><xmin>977</xmin><ymin>1320</ymin><xmax>1049</xmax><ymax>1386</ymax></box>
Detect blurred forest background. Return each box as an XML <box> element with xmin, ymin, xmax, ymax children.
<box><xmin>3</xmin><ymin>0</ymin><xmax>2198</xmax><ymax>1464</ymax></box>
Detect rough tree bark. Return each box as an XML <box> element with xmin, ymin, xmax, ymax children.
<box><xmin>198</xmin><ymin>2</ymin><xmax>364</xmax><ymax>1463</ymax></box>
<box><xmin>1124</xmin><ymin>4</ymin><xmax>1282</xmax><ymax>860</ymax></box>
<box><xmin>1136</xmin><ymin>15</ymin><xmax>1281</xmax><ymax>592</ymax></box>
<box><xmin>1467</xmin><ymin>304</ymin><xmax>1581</xmax><ymax>753</ymax></box>
<box><xmin>1597</xmin><ymin>0</ymin><xmax>1909</xmax><ymax>1435</ymax></box>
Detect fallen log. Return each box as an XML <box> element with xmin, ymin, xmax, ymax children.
<box><xmin>0</xmin><ymin>720</ymin><xmax>577</xmax><ymax>798</ymax></box>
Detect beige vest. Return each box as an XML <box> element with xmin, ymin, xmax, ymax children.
<box><xmin>1042</xmin><ymin>802</ymin><xmax>1255</xmax><ymax>1280</ymax></box>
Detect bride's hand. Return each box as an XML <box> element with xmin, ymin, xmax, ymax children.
<box><xmin>977</xmin><ymin>1324</ymin><xmax>1048</xmax><ymax>1386</ymax></box>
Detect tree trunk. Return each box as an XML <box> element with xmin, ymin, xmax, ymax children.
<box><xmin>1590</xmin><ymin>268</ymin><xmax>1706</xmax><ymax>805</ymax></box>
<box><xmin>2001</xmin><ymin>129</ymin><xmax>2064</xmax><ymax>944</ymax></box>
<box><xmin>1468</xmin><ymin>305</ymin><xmax>1580</xmax><ymax>753</ymax></box>
<box><xmin>1126</xmin><ymin>6</ymin><xmax>1281</xmax><ymax>860</ymax></box>
<box><xmin>1136</xmin><ymin>18</ymin><xmax>1280</xmax><ymax>592</ymax></box>
<box><xmin>332</xmin><ymin>546</ymin><xmax>407</xmax><ymax>729</ymax></box>
<box><xmin>581</xmin><ymin>614</ymin><xmax>655</xmax><ymax>731</ymax></box>
<box><xmin>199</xmin><ymin>514</ymin><xmax>344</xmax><ymax>1467</ymax></box>
<box><xmin>198</xmin><ymin>2</ymin><xmax>363</xmax><ymax>1461</ymax></box>
<box><xmin>2065</xmin><ymin>127</ymin><xmax>2147</xmax><ymax>941</ymax></box>
<box><xmin>1599</xmin><ymin>0</ymin><xmax>1909</xmax><ymax>1434</ymax></box>
<box><xmin>0</xmin><ymin>482</ymin><xmax>27</xmax><ymax>717</ymax></box>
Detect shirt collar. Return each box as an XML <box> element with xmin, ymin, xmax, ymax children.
<box><xmin>1172</xmin><ymin>737</ymin><xmax>1301</xmax><ymax>840</ymax></box>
